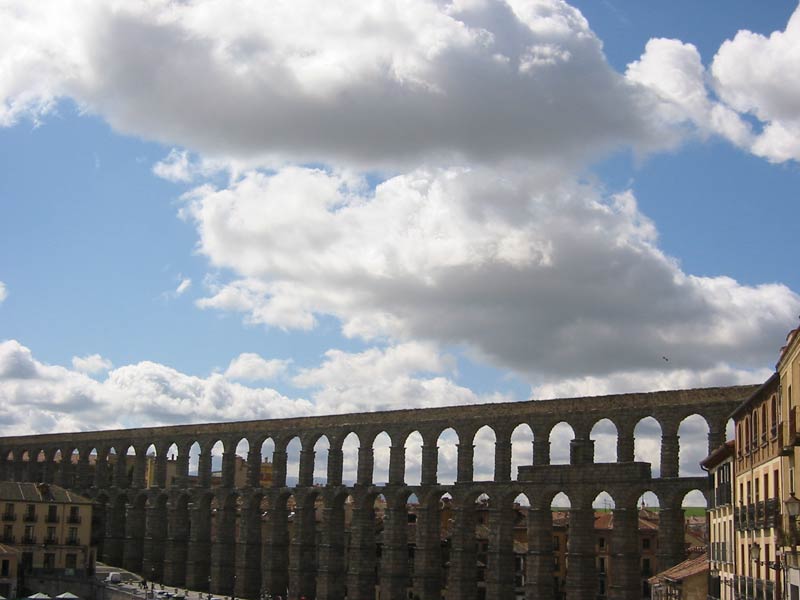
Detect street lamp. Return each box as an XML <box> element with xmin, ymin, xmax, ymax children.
<box><xmin>207</xmin><ymin>575</ymin><xmax>212</xmax><ymax>600</ymax></box>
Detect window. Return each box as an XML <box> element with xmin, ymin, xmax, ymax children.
<box><xmin>23</xmin><ymin>525</ymin><xmax>34</xmax><ymax>543</ymax></box>
<box><xmin>598</xmin><ymin>537</ymin><xmax>605</xmax><ymax>548</ymax></box>
<box><xmin>2</xmin><ymin>525</ymin><xmax>12</xmax><ymax>542</ymax></box>
<box><xmin>46</xmin><ymin>526</ymin><xmax>56</xmax><ymax>543</ymax></box>
<box><xmin>643</xmin><ymin>538</ymin><xmax>650</xmax><ymax>550</ymax></box>
<box><xmin>43</xmin><ymin>553</ymin><xmax>55</xmax><ymax>569</ymax></box>
<box><xmin>553</xmin><ymin>536</ymin><xmax>560</xmax><ymax>550</ymax></box>
<box><xmin>0</xmin><ymin>559</ymin><xmax>8</xmax><ymax>576</ymax></box>
<box><xmin>69</xmin><ymin>506</ymin><xmax>80</xmax><ymax>523</ymax></box>
<box><xmin>599</xmin><ymin>557</ymin><xmax>606</xmax><ymax>573</ymax></box>
<box><xmin>553</xmin><ymin>556</ymin><xmax>559</xmax><ymax>571</ymax></box>
<box><xmin>47</xmin><ymin>505</ymin><xmax>58</xmax><ymax>523</ymax></box>
<box><xmin>24</xmin><ymin>504</ymin><xmax>35</xmax><ymax>521</ymax></box>
<box><xmin>68</xmin><ymin>527</ymin><xmax>78</xmax><ymax>544</ymax></box>
<box><xmin>65</xmin><ymin>554</ymin><xmax>77</xmax><ymax>570</ymax></box>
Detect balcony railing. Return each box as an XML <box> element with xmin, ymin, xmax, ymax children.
<box><xmin>44</xmin><ymin>536</ymin><xmax>57</xmax><ymax>545</ymax></box>
<box><xmin>1</xmin><ymin>512</ymin><xmax>16</xmax><ymax>522</ymax></box>
<box><xmin>23</xmin><ymin>513</ymin><xmax>37</xmax><ymax>523</ymax></box>
<box><xmin>66</xmin><ymin>538</ymin><xmax>80</xmax><ymax>546</ymax></box>
<box><xmin>0</xmin><ymin>534</ymin><xmax>14</xmax><ymax>543</ymax></box>
<box><xmin>67</xmin><ymin>515</ymin><xmax>81</xmax><ymax>524</ymax></box>
<box><xmin>21</xmin><ymin>535</ymin><xmax>36</xmax><ymax>544</ymax></box>
<box><xmin>45</xmin><ymin>514</ymin><xmax>59</xmax><ymax>524</ymax></box>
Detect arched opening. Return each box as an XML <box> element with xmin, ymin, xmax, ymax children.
<box><xmin>550</xmin><ymin>490</ymin><xmax>571</xmax><ymax>600</ymax></box>
<box><xmin>510</xmin><ymin>423</ymin><xmax>534</xmax><ymax>481</ymax></box>
<box><xmin>313</xmin><ymin>435</ymin><xmax>330</xmax><ymax>485</ymax></box>
<box><xmin>188</xmin><ymin>442</ymin><xmax>201</xmax><ymax>478</ymax></box>
<box><xmin>234</xmin><ymin>438</ymin><xmax>250</xmax><ymax>487</ymax></box>
<box><xmin>472</xmin><ymin>426</ymin><xmax>496</xmax><ymax>481</ymax></box>
<box><xmin>593</xmin><ymin>491</ymin><xmax>616</xmax><ymax>510</ymax></box>
<box><xmin>725</xmin><ymin>418</ymin><xmax>735</xmax><ymax>442</ymax></box>
<box><xmin>551</xmin><ymin>492</ymin><xmax>571</xmax><ymax>510</ymax></box>
<box><xmin>436</xmin><ymin>428</ymin><xmax>459</xmax><ymax>485</ymax></box>
<box><xmin>404</xmin><ymin>431</ymin><xmax>423</xmax><ymax>486</ymax></box>
<box><xmin>125</xmin><ymin>445</ymin><xmax>137</xmax><ymax>487</ymax></box>
<box><xmin>145</xmin><ymin>443</ymin><xmax>157</xmax><ymax>488</ymax></box>
<box><xmin>164</xmin><ymin>443</ymin><xmax>179</xmax><ymax>487</ymax></box>
<box><xmin>591</xmin><ymin>419</ymin><xmax>618</xmax><ymax>463</ymax></box>
<box><xmin>549</xmin><ymin>423</ymin><xmax>575</xmax><ymax>465</ymax></box>
<box><xmin>372</xmin><ymin>432</ymin><xmax>391</xmax><ymax>486</ymax></box>
<box><xmin>341</xmin><ymin>432</ymin><xmax>359</xmax><ymax>486</ymax></box>
<box><xmin>260</xmin><ymin>438</ymin><xmax>275</xmax><ymax>487</ymax></box>
<box><xmin>285</xmin><ymin>436</ymin><xmax>302</xmax><ymax>487</ymax></box>
<box><xmin>678</xmin><ymin>414</ymin><xmax>710</xmax><ymax>477</ymax></box>
<box><xmin>209</xmin><ymin>440</ymin><xmax>224</xmax><ymax>486</ymax></box>
<box><xmin>634</xmin><ymin>417</ymin><xmax>662</xmax><ymax>477</ymax></box>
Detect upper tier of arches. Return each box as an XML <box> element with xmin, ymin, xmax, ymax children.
<box><xmin>0</xmin><ymin>385</ymin><xmax>753</xmax><ymax>490</ymax></box>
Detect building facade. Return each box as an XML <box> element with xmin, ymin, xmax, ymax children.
<box><xmin>779</xmin><ymin>326</ymin><xmax>800</xmax><ymax>597</ymax></box>
<box><xmin>732</xmin><ymin>374</ymin><xmax>783</xmax><ymax>600</ymax></box>
<box><xmin>0</xmin><ymin>482</ymin><xmax>94</xmax><ymax>579</ymax></box>
<box><xmin>702</xmin><ymin>441</ymin><xmax>735</xmax><ymax>600</ymax></box>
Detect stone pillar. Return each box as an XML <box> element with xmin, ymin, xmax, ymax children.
<box><xmin>569</xmin><ymin>437</ymin><xmax>595</xmax><ymax>465</ymax></box>
<box><xmin>235</xmin><ymin>499</ymin><xmax>262</xmax><ymax>599</ymax></box>
<box><xmin>421</xmin><ymin>445</ymin><xmax>438</xmax><ymax>486</ymax></box>
<box><xmin>154</xmin><ymin>454</ymin><xmax>168</xmax><ymax>489</ymax></box>
<box><xmin>163</xmin><ymin>498</ymin><xmax>189</xmax><ymax>587</ymax></box>
<box><xmin>608</xmin><ymin>506</ymin><xmax>640</xmax><ymax>600</ymax></box>
<box><xmin>388</xmin><ymin>445</ymin><xmax>406</xmax><ymax>485</ymax></box>
<box><xmin>326</xmin><ymin>448</ymin><xmax>344</xmax><ymax>487</ymax></box>
<box><xmin>221</xmin><ymin>451</ymin><xmax>236</xmax><ymax>488</ymax></box>
<box><xmin>347</xmin><ymin>504</ymin><xmax>378</xmax><ymax>600</ymax></box>
<box><xmin>525</xmin><ymin>507</ymin><xmax>554</xmax><ymax>600</ymax></box>
<box><xmin>95</xmin><ymin>453</ymin><xmax>109</xmax><ymax>488</ymax></box>
<box><xmin>565</xmin><ymin>506</ymin><xmax>597</xmax><ymax>600</ymax></box>
<box><xmin>447</xmin><ymin>503</ymin><xmax>477</xmax><ymax>600</ymax></box>
<box><xmin>298</xmin><ymin>449</ymin><xmax>315</xmax><ymax>487</ymax></box>
<box><xmin>174</xmin><ymin>452</ymin><xmax>189</xmax><ymax>488</ymax></box>
<box><xmin>210</xmin><ymin>499</ymin><xmax>236</xmax><ymax>595</ymax></box>
<box><xmin>357</xmin><ymin>447</ymin><xmax>374</xmax><ymax>486</ymax></box>
<box><xmin>262</xmin><ymin>504</ymin><xmax>290</xmax><ymax>597</ymax></box>
<box><xmin>76</xmin><ymin>452</ymin><xmax>92</xmax><ymax>489</ymax></box>
<box><xmin>198</xmin><ymin>451</ymin><xmax>213</xmax><ymax>488</ymax></box>
<box><xmin>456</xmin><ymin>443</ymin><xmax>474</xmax><ymax>483</ymax></box>
<box><xmin>246</xmin><ymin>449</ymin><xmax>262</xmax><ymax>487</ymax></box>
<box><xmin>185</xmin><ymin>500</ymin><xmax>212</xmax><ymax>591</ymax></box>
<box><xmin>380</xmin><ymin>506</ymin><xmax>410</xmax><ymax>600</ymax></box>
<box><xmin>532</xmin><ymin>439</ymin><xmax>550</xmax><ymax>466</ymax></box>
<box><xmin>316</xmin><ymin>503</ymin><xmax>346</xmax><ymax>600</ymax></box>
<box><xmin>616</xmin><ymin>429</ymin><xmax>635</xmax><ymax>463</ymax></box>
<box><xmin>288</xmin><ymin>498</ymin><xmax>317</xmax><ymax>599</ymax></box>
<box><xmin>660</xmin><ymin>433</ymin><xmax>680</xmax><ymax>478</ymax></box>
<box><xmin>708</xmin><ymin>425</ymin><xmax>725</xmax><ymax>455</ymax></box>
<box><xmin>56</xmin><ymin>451</ymin><xmax>73</xmax><ymax>487</ymax></box>
<box><xmin>132</xmin><ymin>453</ymin><xmax>147</xmax><ymax>488</ymax></box>
<box><xmin>485</xmin><ymin>505</ymin><xmax>515</xmax><ymax>600</ymax></box>
<box><xmin>113</xmin><ymin>453</ymin><xmax>128</xmax><ymax>488</ymax></box>
<box><xmin>657</xmin><ymin>507</ymin><xmax>686</xmax><ymax>571</ymax></box>
<box><xmin>142</xmin><ymin>498</ymin><xmax>167</xmax><ymax>581</ymax></box>
<box><xmin>123</xmin><ymin>501</ymin><xmax>146</xmax><ymax>574</ymax></box>
<box><xmin>494</xmin><ymin>434</ymin><xmax>512</xmax><ymax>482</ymax></box>
<box><xmin>104</xmin><ymin>499</ymin><xmax>127</xmax><ymax>567</ymax></box>
<box><xmin>414</xmin><ymin>502</ymin><xmax>442</xmax><ymax>600</ymax></box>
<box><xmin>271</xmin><ymin>450</ymin><xmax>288</xmax><ymax>488</ymax></box>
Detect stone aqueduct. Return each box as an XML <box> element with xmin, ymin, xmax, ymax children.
<box><xmin>0</xmin><ymin>385</ymin><xmax>757</xmax><ymax>600</ymax></box>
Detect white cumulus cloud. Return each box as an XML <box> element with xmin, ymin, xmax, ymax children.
<box><xmin>71</xmin><ymin>354</ymin><xmax>113</xmax><ymax>375</ymax></box>
<box><xmin>187</xmin><ymin>165</ymin><xmax>800</xmax><ymax>385</ymax></box>
<box><xmin>0</xmin><ymin>281</ymin><xmax>6</xmax><ymax>304</ymax></box>
<box><xmin>224</xmin><ymin>353</ymin><xmax>290</xmax><ymax>382</ymax></box>
<box><xmin>175</xmin><ymin>277</ymin><xmax>192</xmax><ymax>296</ymax></box>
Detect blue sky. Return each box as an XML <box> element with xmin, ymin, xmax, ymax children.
<box><xmin>1</xmin><ymin>0</ymin><xmax>799</xmax><ymax>483</ymax></box>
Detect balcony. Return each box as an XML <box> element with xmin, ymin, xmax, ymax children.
<box><xmin>23</xmin><ymin>513</ymin><xmax>37</xmax><ymax>523</ymax></box>
<box><xmin>756</xmin><ymin>501</ymin><xmax>766</xmax><ymax>529</ymax></box>
<box><xmin>1</xmin><ymin>512</ymin><xmax>15</xmax><ymax>522</ymax></box>
<box><xmin>45</xmin><ymin>514</ymin><xmax>59</xmax><ymax>524</ymax></box>
<box><xmin>21</xmin><ymin>535</ymin><xmax>36</xmax><ymax>544</ymax></box>
<box><xmin>67</xmin><ymin>515</ymin><xmax>81</xmax><ymax>524</ymax></box>
<box><xmin>66</xmin><ymin>538</ymin><xmax>80</xmax><ymax>546</ymax></box>
<box><xmin>766</xmin><ymin>498</ymin><xmax>779</xmax><ymax>528</ymax></box>
<box><xmin>44</xmin><ymin>536</ymin><xmax>57</xmax><ymax>545</ymax></box>
<box><xmin>0</xmin><ymin>534</ymin><xmax>14</xmax><ymax>543</ymax></box>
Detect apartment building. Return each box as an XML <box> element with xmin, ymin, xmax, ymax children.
<box><xmin>0</xmin><ymin>482</ymin><xmax>94</xmax><ymax>576</ymax></box>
